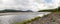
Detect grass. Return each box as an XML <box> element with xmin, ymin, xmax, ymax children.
<box><xmin>12</xmin><ymin>16</ymin><xmax>41</xmax><ymax>24</ymax></box>
<box><xmin>38</xmin><ymin>8</ymin><xmax>58</xmax><ymax>12</ymax></box>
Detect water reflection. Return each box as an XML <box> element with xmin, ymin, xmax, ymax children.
<box><xmin>0</xmin><ymin>12</ymin><xmax>51</xmax><ymax>24</ymax></box>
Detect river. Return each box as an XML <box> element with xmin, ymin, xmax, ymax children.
<box><xmin>0</xmin><ymin>12</ymin><xmax>51</xmax><ymax>24</ymax></box>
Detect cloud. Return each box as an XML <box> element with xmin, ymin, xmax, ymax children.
<box><xmin>35</xmin><ymin>0</ymin><xmax>60</xmax><ymax>10</ymax></box>
<box><xmin>0</xmin><ymin>0</ymin><xmax>60</xmax><ymax>12</ymax></box>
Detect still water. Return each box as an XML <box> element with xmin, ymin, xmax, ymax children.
<box><xmin>0</xmin><ymin>12</ymin><xmax>51</xmax><ymax>24</ymax></box>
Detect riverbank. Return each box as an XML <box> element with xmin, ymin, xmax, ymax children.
<box><xmin>27</xmin><ymin>12</ymin><xmax>60</xmax><ymax>24</ymax></box>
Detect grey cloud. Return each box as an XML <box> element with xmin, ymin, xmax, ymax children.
<box><xmin>0</xmin><ymin>0</ymin><xmax>60</xmax><ymax>12</ymax></box>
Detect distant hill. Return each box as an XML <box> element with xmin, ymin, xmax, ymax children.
<box><xmin>0</xmin><ymin>9</ymin><xmax>33</xmax><ymax>13</ymax></box>
<box><xmin>38</xmin><ymin>7</ymin><xmax>60</xmax><ymax>12</ymax></box>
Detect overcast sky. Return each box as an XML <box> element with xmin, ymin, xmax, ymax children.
<box><xmin>0</xmin><ymin>0</ymin><xmax>60</xmax><ymax>12</ymax></box>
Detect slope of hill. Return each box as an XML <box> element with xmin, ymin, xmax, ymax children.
<box><xmin>38</xmin><ymin>7</ymin><xmax>60</xmax><ymax>12</ymax></box>
<box><xmin>0</xmin><ymin>9</ymin><xmax>33</xmax><ymax>13</ymax></box>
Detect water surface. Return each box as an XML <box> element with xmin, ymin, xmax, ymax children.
<box><xmin>0</xmin><ymin>12</ymin><xmax>51</xmax><ymax>24</ymax></box>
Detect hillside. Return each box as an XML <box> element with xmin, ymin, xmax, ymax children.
<box><xmin>38</xmin><ymin>7</ymin><xmax>60</xmax><ymax>12</ymax></box>
<box><xmin>27</xmin><ymin>12</ymin><xmax>60</xmax><ymax>24</ymax></box>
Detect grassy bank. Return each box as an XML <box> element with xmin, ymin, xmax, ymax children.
<box><xmin>12</xmin><ymin>16</ymin><xmax>41</xmax><ymax>24</ymax></box>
